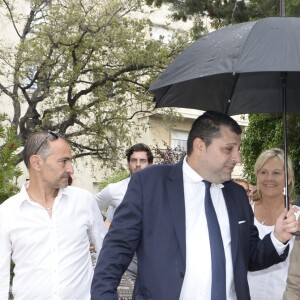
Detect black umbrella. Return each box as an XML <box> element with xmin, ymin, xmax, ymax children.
<box><xmin>149</xmin><ymin>17</ymin><xmax>300</xmax><ymax>209</ymax></box>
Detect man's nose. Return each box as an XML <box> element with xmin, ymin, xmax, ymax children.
<box><xmin>232</xmin><ymin>151</ymin><xmax>241</xmax><ymax>164</ymax></box>
<box><xmin>66</xmin><ymin>162</ymin><xmax>74</xmax><ymax>174</ymax></box>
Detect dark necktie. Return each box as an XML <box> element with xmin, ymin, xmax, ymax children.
<box><xmin>203</xmin><ymin>180</ymin><xmax>226</xmax><ymax>300</ymax></box>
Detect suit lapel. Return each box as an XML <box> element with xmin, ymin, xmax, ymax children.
<box><xmin>167</xmin><ymin>160</ymin><xmax>186</xmax><ymax>261</ymax></box>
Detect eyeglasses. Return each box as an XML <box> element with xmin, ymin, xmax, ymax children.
<box><xmin>34</xmin><ymin>131</ymin><xmax>63</xmax><ymax>155</ymax></box>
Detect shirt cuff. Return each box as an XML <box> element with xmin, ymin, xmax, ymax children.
<box><xmin>271</xmin><ymin>232</ymin><xmax>289</xmax><ymax>255</ymax></box>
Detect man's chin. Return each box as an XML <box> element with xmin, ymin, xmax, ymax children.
<box><xmin>221</xmin><ymin>174</ymin><xmax>232</xmax><ymax>182</ymax></box>
<box><xmin>60</xmin><ymin>178</ymin><xmax>69</xmax><ymax>188</ymax></box>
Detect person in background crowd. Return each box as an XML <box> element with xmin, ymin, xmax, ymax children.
<box><xmin>95</xmin><ymin>143</ymin><xmax>153</xmax><ymax>281</ymax></box>
<box><xmin>0</xmin><ymin>131</ymin><xmax>106</xmax><ymax>300</ymax></box>
<box><xmin>283</xmin><ymin>236</ymin><xmax>300</xmax><ymax>299</ymax></box>
<box><xmin>248</xmin><ymin>183</ymin><xmax>256</xmax><ymax>203</ymax></box>
<box><xmin>91</xmin><ymin>111</ymin><xmax>299</xmax><ymax>300</ymax></box>
<box><xmin>233</xmin><ymin>178</ymin><xmax>252</xmax><ymax>202</ymax></box>
<box><xmin>247</xmin><ymin>148</ymin><xmax>300</xmax><ymax>300</ymax></box>
<box><xmin>95</xmin><ymin>143</ymin><xmax>153</xmax><ymax>223</ymax></box>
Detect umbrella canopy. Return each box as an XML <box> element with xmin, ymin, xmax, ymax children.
<box><xmin>149</xmin><ymin>17</ymin><xmax>300</xmax><ymax>212</ymax></box>
<box><xmin>149</xmin><ymin>17</ymin><xmax>300</xmax><ymax>115</ymax></box>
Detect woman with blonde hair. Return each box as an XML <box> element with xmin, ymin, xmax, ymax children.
<box><xmin>247</xmin><ymin>148</ymin><xmax>297</xmax><ymax>300</ymax></box>
<box><xmin>252</xmin><ymin>148</ymin><xmax>295</xmax><ymax>206</ymax></box>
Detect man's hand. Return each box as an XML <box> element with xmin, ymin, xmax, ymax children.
<box><xmin>274</xmin><ymin>206</ymin><xmax>300</xmax><ymax>243</ymax></box>
<box><xmin>90</xmin><ymin>242</ymin><xmax>96</xmax><ymax>254</ymax></box>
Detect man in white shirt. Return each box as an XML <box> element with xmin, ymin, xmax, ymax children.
<box><xmin>91</xmin><ymin>111</ymin><xmax>300</xmax><ymax>300</ymax></box>
<box><xmin>95</xmin><ymin>143</ymin><xmax>153</xmax><ymax>280</ymax></box>
<box><xmin>0</xmin><ymin>131</ymin><xmax>107</xmax><ymax>300</ymax></box>
<box><xmin>95</xmin><ymin>143</ymin><xmax>153</xmax><ymax>222</ymax></box>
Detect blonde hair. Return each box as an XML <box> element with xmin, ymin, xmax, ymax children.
<box><xmin>253</xmin><ymin>148</ymin><xmax>295</xmax><ymax>201</ymax></box>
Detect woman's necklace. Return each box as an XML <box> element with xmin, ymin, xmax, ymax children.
<box><xmin>260</xmin><ymin>201</ymin><xmax>284</xmax><ymax>226</ymax></box>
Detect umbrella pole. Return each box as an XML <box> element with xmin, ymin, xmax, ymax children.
<box><xmin>281</xmin><ymin>72</ymin><xmax>289</xmax><ymax>209</ymax></box>
<box><xmin>282</xmin><ymin>72</ymin><xmax>300</xmax><ymax>236</ymax></box>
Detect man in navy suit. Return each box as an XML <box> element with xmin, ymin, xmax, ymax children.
<box><xmin>91</xmin><ymin>111</ymin><xmax>299</xmax><ymax>300</ymax></box>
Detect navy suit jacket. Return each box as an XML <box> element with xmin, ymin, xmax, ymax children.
<box><xmin>91</xmin><ymin>160</ymin><xmax>288</xmax><ymax>300</ymax></box>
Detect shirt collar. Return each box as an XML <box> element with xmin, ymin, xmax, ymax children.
<box><xmin>18</xmin><ymin>181</ymin><xmax>69</xmax><ymax>208</ymax></box>
<box><xmin>183</xmin><ymin>155</ymin><xmax>224</xmax><ymax>188</ymax></box>
<box><xmin>18</xmin><ymin>181</ymin><xmax>32</xmax><ymax>207</ymax></box>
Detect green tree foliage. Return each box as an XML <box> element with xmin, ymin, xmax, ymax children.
<box><xmin>241</xmin><ymin>114</ymin><xmax>300</xmax><ymax>197</ymax></box>
<box><xmin>146</xmin><ymin>0</ymin><xmax>300</xmax><ymax>38</ymax></box>
<box><xmin>0</xmin><ymin>0</ymin><xmax>189</xmax><ymax>170</ymax></box>
<box><xmin>0</xmin><ymin>114</ymin><xmax>22</xmax><ymax>204</ymax></box>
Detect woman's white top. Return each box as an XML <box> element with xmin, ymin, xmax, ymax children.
<box><xmin>247</xmin><ymin>202</ymin><xmax>294</xmax><ymax>300</ymax></box>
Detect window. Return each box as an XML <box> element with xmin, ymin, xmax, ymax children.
<box><xmin>172</xmin><ymin>131</ymin><xmax>188</xmax><ymax>151</ymax></box>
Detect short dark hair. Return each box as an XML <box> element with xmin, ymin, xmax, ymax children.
<box><xmin>125</xmin><ymin>143</ymin><xmax>154</xmax><ymax>164</ymax></box>
<box><xmin>187</xmin><ymin>111</ymin><xmax>242</xmax><ymax>155</ymax></box>
<box><xmin>23</xmin><ymin>131</ymin><xmax>67</xmax><ymax>168</ymax></box>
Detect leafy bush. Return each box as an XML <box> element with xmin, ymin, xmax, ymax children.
<box><xmin>0</xmin><ymin>116</ymin><xmax>22</xmax><ymax>205</ymax></box>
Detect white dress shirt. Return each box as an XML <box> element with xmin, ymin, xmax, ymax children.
<box><xmin>0</xmin><ymin>183</ymin><xmax>107</xmax><ymax>300</ymax></box>
<box><xmin>95</xmin><ymin>177</ymin><xmax>130</xmax><ymax>222</ymax></box>
<box><xmin>179</xmin><ymin>158</ymin><xmax>288</xmax><ymax>300</ymax></box>
<box><xmin>179</xmin><ymin>157</ymin><xmax>236</xmax><ymax>300</ymax></box>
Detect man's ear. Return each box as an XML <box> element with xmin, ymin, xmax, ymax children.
<box><xmin>193</xmin><ymin>137</ymin><xmax>205</xmax><ymax>154</ymax></box>
<box><xmin>30</xmin><ymin>155</ymin><xmax>43</xmax><ymax>170</ymax></box>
